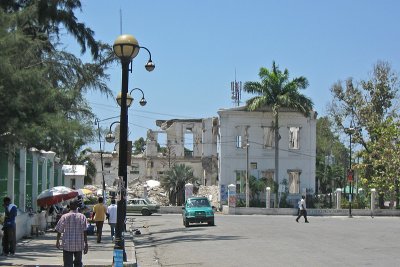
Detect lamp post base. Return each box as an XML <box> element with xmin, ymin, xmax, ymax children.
<box><xmin>113</xmin><ymin>237</ymin><xmax>127</xmax><ymax>263</ymax></box>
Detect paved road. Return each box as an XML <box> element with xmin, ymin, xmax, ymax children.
<box><xmin>132</xmin><ymin>214</ymin><xmax>400</xmax><ymax>267</ymax></box>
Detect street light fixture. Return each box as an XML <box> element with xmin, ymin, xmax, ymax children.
<box><xmin>94</xmin><ymin>116</ymin><xmax>120</xmax><ymax>201</ymax></box>
<box><xmin>116</xmin><ymin>87</ymin><xmax>147</xmax><ymax>107</ymax></box>
<box><xmin>112</xmin><ymin>34</ymin><xmax>154</xmax><ymax>262</ymax></box>
<box><xmin>105</xmin><ymin>121</ymin><xmax>120</xmax><ymax>143</ymax></box>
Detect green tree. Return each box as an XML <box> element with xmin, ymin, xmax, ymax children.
<box><xmin>161</xmin><ymin>164</ymin><xmax>199</xmax><ymax>206</ymax></box>
<box><xmin>329</xmin><ymin>61</ymin><xmax>400</xmax><ymax>207</ymax></box>
<box><xmin>316</xmin><ymin>117</ymin><xmax>348</xmax><ymax>194</ymax></box>
<box><xmin>249</xmin><ymin>175</ymin><xmax>266</xmax><ymax>204</ymax></box>
<box><xmin>244</xmin><ymin>61</ymin><xmax>314</xmax><ymax>207</ymax></box>
<box><xmin>358</xmin><ymin>117</ymin><xmax>400</xmax><ymax>208</ymax></box>
<box><xmin>0</xmin><ymin>2</ymin><xmax>115</xmax><ymax>163</ymax></box>
<box><xmin>133</xmin><ymin>137</ymin><xmax>146</xmax><ymax>155</ymax></box>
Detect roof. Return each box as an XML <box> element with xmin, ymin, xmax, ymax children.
<box><xmin>62</xmin><ymin>165</ymin><xmax>86</xmax><ymax>176</ymax></box>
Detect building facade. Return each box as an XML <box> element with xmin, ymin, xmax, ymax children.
<box><xmin>0</xmin><ymin>147</ymin><xmax>64</xmax><ymax>212</ymax></box>
<box><xmin>218</xmin><ymin>106</ymin><xmax>317</xmax><ymax>206</ymax></box>
<box><xmin>90</xmin><ymin>118</ymin><xmax>219</xmax><ymax>191</ymax></box>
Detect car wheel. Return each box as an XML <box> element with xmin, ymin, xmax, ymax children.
<box><xmin>141</xmin><ymin>209</ymin><xmax>151</xmax><ymax>216</ymax></box>
<box><xmin>208</xmin><ymin>220</ymin><xmax>215</xmax><ymax>226</ymax></box>
<box><xmin>184</xmin><ymin>219</ymin><xmax>189</xmax><ymax>227</ymax></box>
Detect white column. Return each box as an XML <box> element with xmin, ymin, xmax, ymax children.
<box><xmin>32</xmin><ymin>150</ymin><xmax>39</xmax><ymax>211</ymax></box>
<box><xmin>185</xmin><ymin>183</ymin><xmax>193</xmax><ymax>201</ymax></box>
<box><xmin>336</xmin><ymin>188</ymin><xmax>342</xmax><ymax>209</ymax></box>
<box><xmin>371</xmin><ymin>188</ymin><xmax>376</xmax><ymax>212</ymax></box>
<box><xmin>7</xmin><ymin>148</ymin><xmax>14</xmax><ymax>201</ymax></box>
<box><xmin>143</xmin><ymin>185</ymin><xmax>148</xmax><ymax>198</ymax></box>
<box><xmin>266</xmin><ymin>187</ymin><xmax>271</xmax><ymax>208</ymax></box>
<box><xmin>228</xmin><ymin>184</ymin><xmax>236</xmax><ymax>208</ymax></box>
<box><xmin>19</xmin><ymin>148</ymin><xmax>27</xmax><ymax>212</ymax></box>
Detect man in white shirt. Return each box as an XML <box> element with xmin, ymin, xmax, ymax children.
<box><xmin>106</xmin><ymin>198</ymin><xmax>117</xmax><ymax>240</ymax></box>
<box><xmin>296</xmin><ymin>196</ymin><xmax>309</xmax><ymax>223</ymax></box>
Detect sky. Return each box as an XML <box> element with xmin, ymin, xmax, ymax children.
<box><xmin>64</xmin><ymin>0</ymin><xmax>400</xmax><ymax>152</ymax></box>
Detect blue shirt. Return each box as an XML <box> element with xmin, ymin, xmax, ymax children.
<box><xmin>4</xmin><ymin>204</ymin><xmax>17</xmax><ymax>228</ymax></box>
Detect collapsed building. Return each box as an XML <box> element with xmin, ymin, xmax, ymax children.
<box><xmin>90</xmin><ymin>117</ymin><xmax>219</xmax><ymax>202</ymax></box>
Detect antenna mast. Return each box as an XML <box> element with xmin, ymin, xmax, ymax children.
<box><xmin>120</xmin><ymin>9</ymin><xmax>123</xmax><ymax>34</ymax></box>
<box><xmin>231</xmin><ymin>69</ymin><xmax>242</xmax><ymax>107</ymax></box>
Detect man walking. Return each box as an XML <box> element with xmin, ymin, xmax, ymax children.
<box><xmin>296</xmin><ymin>196</ymin><xmax>309</xmax><ymax>223</ymax></box>
<box><xmin>92</xmin><ymin>197</ymin><xmax>107</xmax><ymax>243</ymax></box>
<box><xmin>106</xmin><ymin>198</ymin><xmax>117</xmax><ymax>240</ymax></box>
<box><xmin>55</xmin><ymin>200</ymin><xmax>88</xmax><ymax>267</ymax></box>
<box><xmin>1</xmin><ymin>197</ymin><xmax>17</xmax><ymax>256</ymax></box>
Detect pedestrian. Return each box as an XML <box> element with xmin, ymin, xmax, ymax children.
<box><xmin>55</xmin><ymin>199</ymin><xmax>88</xmax><ymax>267</ymax></box>
<box><xmin>106</xmin><ymin>198</ymin><xmax>117</xmax><ymax>240</ymax></box>
<box><xmin>296</xmin><ymin>195</ymin><xmax>309</xmax><ymax>223</ymax></box>
<box><xmin>1</xmin><ymin>197</ymin><xmax>17</xmax><ymax>256</ymax></box>
<box><xmin>92</xmin><ymin>197</ymin><xmax>107</xmax><ymax>243</ymax></box>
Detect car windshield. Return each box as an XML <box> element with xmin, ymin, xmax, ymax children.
<box><xmin>187</xmin><ymin>199</ymin><xmax>210</xmax><ymax>208</ymax></box>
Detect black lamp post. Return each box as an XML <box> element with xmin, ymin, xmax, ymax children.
<box><xmin>94</xmin><ymin>116</ymin><xmax>120</xmax><ymax>200</ymax></box>
<box><xmin>345</xmin><ymin>119</ymin><xmax>358</xmax><ymax>218</ymax></box>
<box><xmin>112</xmin><ymin>34</ymin><xmax>154</xmax><ymax>261</ymax></box>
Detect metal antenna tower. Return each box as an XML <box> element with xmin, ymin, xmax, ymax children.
<box><xmin>231</xmin><ymin>69</ymin><xmax>242</xmax><ymax>107</ymax></box>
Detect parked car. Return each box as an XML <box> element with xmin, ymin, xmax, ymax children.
<box><xmin>182</xmin><ymin>196</ymin><xmax>215</xmax><ymax>227</ymax></box>
<box><xmin>126</xmin><ymin>198</ymin><xmax>160</xmax><ymax>216</ymax></box>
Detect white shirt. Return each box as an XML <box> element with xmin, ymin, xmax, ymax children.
<box><xmin>298</xmin><ymin>199</ymin><xmax>306</xmax><ymax>210</ymax></box>
<box><xmin>107</xmin><ymin>204</ymin><xmax>117</xmax><ymax>224</ymax></box>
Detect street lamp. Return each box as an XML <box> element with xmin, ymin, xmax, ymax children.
<box><xmin>112</xmin><ymin>34</ymin><xmax>154</xmax><ymax>261</ymax></box>
<box><xmin>95</xmin><ymin>116</ymin><xmax>120</xmax><ymax>201</ymax></box>
<box><xmin>345</xmin><ymin>118</ymin><xmax>359</xmax><ymax>218</ymax></box>
<box><xmin>105</xmin><ymin>121</ymin><xmax>120</xmax><ymax>143</ymax></box>
<box><xmin>243</xmin><ymin>143</ymin><xmax>249</xmax><ymax>208</ymax></box>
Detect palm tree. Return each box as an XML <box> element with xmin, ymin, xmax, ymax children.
<box><xmin>161</xmin><ymin>164</ymin><xmax>199</xmax><ymax>206</ymax></box>
<box><xmin>243</xmin><ymin>61</ymin><xmax>313</xmax><ymax>207</ymax></box>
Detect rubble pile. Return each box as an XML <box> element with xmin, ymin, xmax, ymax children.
<box><xmin>90</xmin><ymin>182</ymin><xmax>220</xmax><ymax>208</ymax></box>
<box><xmin>196</xmin><ymin>185</ymin><xmax>220</xmax><ymax>209</ymax></box>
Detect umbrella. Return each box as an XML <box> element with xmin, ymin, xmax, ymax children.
<box><xmin>37</xmin><ymin>186</ymin><xmax>79</xmax><ymax>207</ymax></box>
<box><xmin>75</xmin><ymin>188</ymin><xmax>93</xmax><ymax>196</ymax></box>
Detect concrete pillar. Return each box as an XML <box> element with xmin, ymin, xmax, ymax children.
<box><xmin>336</xmin><ymin>188</ymin><xmax>342</xmax><ymax>209</ymax></box>
<box><xmin>266</xmin><ymin>187</ymin><xmax>271</xmax><ymax>208</ymax></box>
<box><xmin>7</xmin><ymin>148</ymin><xmax>14</xmax><ymax>202</ymax></box>
<box><xmin>19</xmin><ymin>148</ymin><xmax>27</xmax><ymax>212</ymax></box>
<box><xmin>185</xmin><ymin>183</ymin><xmax>193</xmax><ymax>201</ymax></box>
<box><xmin>228</xmin><ymin>184</ymin><xmax>236</xmax><ymax>208</ymax></box>
<box><xmin>143</xmin><ymin>185</ymin><xmax>148</xmax><ymax>198</ymax></box>
<box><xmin>371</xmin><ymin>188</ymin><xmax>376</xmax><ymax>211</ymax></box>
<box><xmin>31</xmin><ymin>150</ymin><xmax>39</xmax><ymax>211</ymax></box>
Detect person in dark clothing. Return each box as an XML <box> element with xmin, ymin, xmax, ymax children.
<box><xmin>1</xmin><ymin>197</ymin><xmax>17</xmax><ymax>256</ymax></box>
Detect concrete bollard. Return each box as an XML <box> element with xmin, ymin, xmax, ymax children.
<box><xmin>266</xmin><ymin>187</ymin><xmax>271</xmax><ymax>208</ymax></box>
<box><xmin>143</xmin><ymin>185</ymin><xmax>148</xmax><ymax>199</ymax></box>
<box><xmin>185</xmin><ymin>183</ymin><xmax>193</xmax><ymax>201</ymax></box>
<box><xmin>336</xmin><ymin>188</ymin><xmax>342</xmax><ymax>209</ymax></box>
<box><xmin>228</xmin><ymin>184</ymin><xmax>236</xmax><ymax>208</ymax></box>
<box><xmin>371</xmin><ymin>188</ymin><xmax>376</xmax><ymax>212</ymax></box>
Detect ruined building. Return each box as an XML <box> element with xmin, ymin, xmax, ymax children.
<box><xmin>90</xmin><ymin>117</ymin><xmax>219</xmax><ymax>191</ymax></box>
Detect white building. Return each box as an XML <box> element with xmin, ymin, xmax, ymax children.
<box><xmin>217</xmin><ymin>106</ymin><xmax>317</xmax><ymax>206</ymax></box>
<box><xmin>62</xmin><ymin>165</ymin><xmax>86</xmax><ymax>189</ymax></box>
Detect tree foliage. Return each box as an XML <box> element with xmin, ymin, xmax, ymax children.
<box><xmin>0</xmin><ymin>1</ymin><xmax>116</xmax><ymax>163</ymax></box>
<box><xmin>133</xmin><ymin>137</ymin><xmax>146</xmax><ymax>155</ymax></box>
<box><xmin>329</xmin><ymin>61</ymin><xmax>400</xmax><ymax>207</ymax></box>
<box><xmin>161</xmin><ymin>164</ymin><xmax>199</xmax><ymax>206</ymax></box>
<box><xmin>243</xmin><ymin>61</ymin><xmax>314</xmax><ymax>207</ymax></box>
<box><xmin>315</xmin><ymin>117</ymin><xmax>348</xmax><ymax>193</ymax></box>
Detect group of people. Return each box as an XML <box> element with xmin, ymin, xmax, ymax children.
<box><xmin>55</xmin><ymin>196</ymin><xmax>117</xmax><ymax>266</ymax></box>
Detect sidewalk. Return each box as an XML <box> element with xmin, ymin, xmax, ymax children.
<box><xmin>0</xmin><ymin>224</ymin><xmax>136</xmax><ymax>267</ymax></box>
